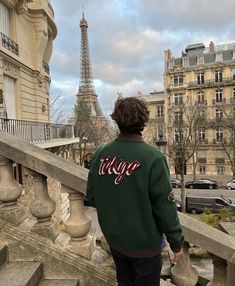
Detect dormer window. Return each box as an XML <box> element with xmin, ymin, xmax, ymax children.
<box><xmin>197</xmin><ymin>56</ymin><xmax>204</xmax><ymax>65</ymax></box>
<box><xmin>215</xmin><ymin>52</ymin><xmax>223</xmax><ymax>62</ymax></box>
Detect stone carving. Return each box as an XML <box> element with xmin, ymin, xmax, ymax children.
<box><xmin>3</xmin><ymin>61</ymin><xmax>19</xmax><ymax>78</ymax></box>
<box><xmin>16</xmin><ymin>0</ymin><xmax>28</xmax><ymax>14</ymax></box>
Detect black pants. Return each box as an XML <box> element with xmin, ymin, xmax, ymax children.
<box><xmin>110</xmin><ymin>248</ymin><xmax>162</xmax><ymax>286</ymax></box>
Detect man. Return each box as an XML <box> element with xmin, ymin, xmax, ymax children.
<box><xmin>85</xmin><ymin>97</ymin><xmax>184</xmax><ymax>286</ymax></box>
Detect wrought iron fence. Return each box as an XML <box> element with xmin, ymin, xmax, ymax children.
<box><xmin>0</xmin><ymin>118</ymin><xmax>74</xmax><ymax>143</ymax></box>
<box><xmin>1</xmin><ymin>33</ymin><xmax>19</xmax><ymax>56</ymax></box>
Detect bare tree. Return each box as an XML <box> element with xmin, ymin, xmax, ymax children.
<box><xmin>213</xmin><ymin>100</ymin><xmax>235</xmax><ymax>178</ymax></box>
<box><xmin>50</xmin><ymin>90</ymin><xmax>70</xmax><ymax>124</ymax></box>
<box><xmin>73</xmin><ymin>98</ymin><xmax>115</xmax><ymax>166</ymax></box>
<box><xmin>167</xmin><ymin>100</ymin><xmax>207</xmax><ymax>213</ymax></box>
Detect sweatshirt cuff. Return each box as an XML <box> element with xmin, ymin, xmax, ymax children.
<box><xmin>170</xmin><ymin>243</ymin><xmax>182</xmax><ymax>253</ymax></box>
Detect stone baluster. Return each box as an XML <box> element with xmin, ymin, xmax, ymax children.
<box><xmin>207</xmin><ymin>253</ymin><xmax>227</xmax><ymax>286</ymax></box>
<box><xmin>62</xmin><ymin>184</ymin><xmax>95</xmax><ymax>260</ymax></box>
<box><xmin>0</xmin><ymin>155</ymin><xmax>26</xmax><ymax>224</ymax></box>
<box><xmin>171</xmin><ymin>241</ymin><xmax>198</xmax><ymax>286</ymax></box>
<box><xmin>29</xmin><ymin>170</ymin><xmax>59</xmax><ymax>240</ymax></box>
<box><xmin>226</xmin><ymin>253</ymin><xmax>235</xmax><ymax>286</ymax></box>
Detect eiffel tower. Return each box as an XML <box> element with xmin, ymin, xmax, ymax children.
<box><xmin>77</xmin><ymin>12</ymin><xmax>103</xmax><ymax>117</ymax></box>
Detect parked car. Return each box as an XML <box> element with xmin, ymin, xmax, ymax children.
<box><xmin>175</xmin><ymin>199</ymin><xmax>182</xmax><ymax>212</ymax></box>
<box><xmin>185</xmin><ymin>195</ymin><xmax>235</xmax><ymax>214</ymax></box>
<box><xmin>170</xmin><ymin>178</ymin><xmax>182</xmax><ymax>188</ymax></box>
<box><xmin>226</xmin><ymin>179</ymin><xmax>235</xmax><ymax>190</ymax></box>
<box><xmin>185</xmin><ymin>179</ymin><xmax>218</xmax><ymax>189</ymax></box>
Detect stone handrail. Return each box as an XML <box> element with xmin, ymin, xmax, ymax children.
<box><xmin>178</xmin><ymin>212</ymin><xmax>235</xmax><ymax>263</ymax></box>
<box><xmin>0</xmin><ymin>129</ymin><xmax>87</xmax><ymax>192</ymax></box>
<box><xmin>1</xmin><ymin>129</ymin><xmax>235</xmax><ymax>285</ymax></box>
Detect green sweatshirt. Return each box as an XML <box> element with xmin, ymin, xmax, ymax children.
<box><xmin>85</xmin><ymin>135</ymin><xmax>184</xmax><ymax>258</ymax></box>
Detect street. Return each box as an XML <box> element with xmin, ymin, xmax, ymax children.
<box><xmin>173</xmin><ymin>188</ymin><xmax>235</xmax><ymax>204</ymax></box>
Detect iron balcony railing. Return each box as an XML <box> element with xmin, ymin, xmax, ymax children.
<box><xmin>0</xmin><ymin>118</ymin><xmax>74</xmax><ymax>143</ymax></box>
<box><xmin>43</xmin><ymin>61</ymin><xmax>50</xmax><ymax>74</ymax></box>
<box><xmin>1</xmin><ymin>32</ymin><xmax>19</xmax><ymax>56</ymax></box>
<box><xmin>188</xmin><ymin>77</ymin><xmax>235</xmax><ymax>89</ymax></box>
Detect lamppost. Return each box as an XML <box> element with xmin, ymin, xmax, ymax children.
<box><xmin>155</xmin><ymin>134</ymin><xmax>167</xmax><ymax>154</ymax></box>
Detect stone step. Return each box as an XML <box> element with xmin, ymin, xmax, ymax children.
<box><xmin>0</xmin><ymin>261</ymin><xmax>43</xmax><ymax>286</ymax></box>
<box><xmin>160</xmin><ymin>279</ymin><xmax>175</xmax><ymax>286</ymax></box>
<box><xmin>39</xmin><ymin>279</ymin><xmax>79</xmax><ymax>286</ymax></box>
<box><xmin>0</xmin><ymin>245</ymin><xmax>8</xmax><ymax>268</ymax></box>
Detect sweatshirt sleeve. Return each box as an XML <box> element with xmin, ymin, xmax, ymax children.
<box><xmin>149</xmin><ymin>155</ymin><xmax>184</xmax><ymax>252</ymax></box>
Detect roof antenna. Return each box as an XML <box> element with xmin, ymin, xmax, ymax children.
<box><xmin>81</xmin><ymin>0</ymin><xmax>85</xmax><ymax>19</ymax></box>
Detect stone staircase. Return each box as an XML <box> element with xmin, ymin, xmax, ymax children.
<box><xmin>0</xmin><ymin>244</ymin><xmax>79</xmax><ymax>286</ymax></box>
<box><xmin>0</xmin><ymin>222</ymin><xmax>175</xmax><ymax>286</ymax></box>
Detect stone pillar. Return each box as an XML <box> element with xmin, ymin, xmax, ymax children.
<box><xmin>0</xmin><ymin>156</ymin><xmax>26</xmax><ymax>225</ymax></box>
<box><xmin>30</xmin><ymin>170</ymin><xmax>59</xmax><ymax>240</ymax></box>
<box><xmin>62</xmin><ymin>184</ymin><xmax>95</xmax><ymax>260</ymax></box>
<box><xmin>171</xmin><ymin>242</ymin><xmax>198</xmax><ymax>286</ymax></box>
<box><xmin>207</xmin><ymin>254</ymin><xmax>227</xmax><ymax>286</ymax></box>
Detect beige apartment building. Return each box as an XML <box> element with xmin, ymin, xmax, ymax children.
<box><xmin>0</xmin><ymin>0</ymin><xmax>56</xmax><ymax>122</ymax></box>
<box><xmin>138</xmin><ymin>91</ymin><xmax>166</xmax><ymax>146</ymax></box>
<box><xmin>164</xmin><ymin>41</ymin><xmax>235</xmax><ymax>177</ymax></box>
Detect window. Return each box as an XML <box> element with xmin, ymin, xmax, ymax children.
<box><xmin>199</xmin><ymin>166</ymin><xmax>206</xmax><ymax>175</ymax></box>
<box><xmin>215</xmin><ymin>89</ymin><xmax>223</xmax><ymax>102</ymax></box>
<box><xmin>197</xmin><ymin>91</ymin><xmax>204</xmax><ymax>103</ymax></box>
<box><xmin>0</xmin><ymin>2</ymin><xmax>10</xmax><ymax>36</ymax></box>
<box><xmin>0</xmin><ymin>90</ymin><xmax>3</xmax><ymax>104</ymax></box>
<box><xmin>3</xmin><ymin>75</ymin><xmax>16</xmax><ymax>119</ymax></box>
<box><xmin>197</xmin><ymin>56</ymin><xmax>204</xmax><ymax>65</ymax></box>
<box><xmin>197</xmin><ymin>72</ymin><xmax>204</xmax><ymax>85</ymax></box>
<box><xmin>215</xmin><ymin>198</ymin><xmax>227</xmax><ymax>206</ymax></box>
<box><xmin>173</xmin><ymin>75</ymin><xmax>183</xmax><ymax>86</ymax></box>
<box><xmin>215</xmin><ymin>70</ymin><xmax>223</xmax><ymax>83</ymax></box>
<box><xmin>215</xmin><ymin>52</ymin><xmax>223</xmax><ymax>62</ymax></box>
<box><xmin>174</xmin><ymin>131</ymin><xmax>180</xmax><ymax>143</ymax></box>
<box><xmin>168</xmin><ymin>60</ymin><xmax>174</xmax><ymax>69</ymax></box>
<box><xmin>217</xmin><ymin>166</ymin><xmax>224</xmax><ymax>175</ymax></box>
<box><xmin>174</xmin><ymin>93</ymin><xmax>183</xmax><ymax>106</ymax></box>
<box><xmin>199</xmin><ymin>129</ymin><xmax>205</xmax><ymax>143</ymax></box>
<box><xmin>232</xmin><ymin>69</ymin><xmax>235</xmax><ymax>81</ymax></box>
<box><xmin>182</xmin><ymin>58</ymin><xmax>188</xmax><ymax>67</ymax></box>
<box><xmin>215</xmin><ymin>108</ymin><xmax>223</xmax><ymax>119</ymax></box>
<box><xmin>216</xmin><ymin>129</ymin><xmax>223</xmax><ymax>143</ymax></box>
<box><xmin>174</xmin><ymin>111</ymin><xmax>182</xmax><ymax>122</ymax></box>
<box><xmin>156</xmin><ymin>105</ymin><xmax>164</xmax><ymax>118</ymax></box>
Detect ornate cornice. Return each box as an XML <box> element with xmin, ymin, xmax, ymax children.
<box><xmin>3</xmin><ymin>61</ymin><xmax>19</xmax><ymax>78</ymax></box>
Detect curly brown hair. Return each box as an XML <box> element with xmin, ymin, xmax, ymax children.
<box><xmin>111</xmin><ymin>97</ymin><xmax>149</xmax><ymax>135</ymax></box>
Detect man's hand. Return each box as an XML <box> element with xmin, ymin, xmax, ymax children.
<box><xmin>172</xmin><ymin>249</ymin><xmax>183</xmax><ymax>263</ymax></box>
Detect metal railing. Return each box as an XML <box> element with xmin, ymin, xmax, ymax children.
<box><xmin>188</xmin><ymin>77</ymin><xmax>235</xmax><ymax>89</ymax></box>
<box><xmin>1</xmin><ymin>32</ymin><xmax>19</xmax><ymax>56</ymax></box>
<box><xmin>0</xmin><ymin>118</ymin><xmax>74</xmax><ymax>143</ymax></box>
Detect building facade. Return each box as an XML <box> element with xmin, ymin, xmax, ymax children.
<box><xmin>0</xmin><ymin>0</ymin><xmax>56</xmax><ymax>122</ymax></box>
<box><xmin>138</xmin><ymin>91</ymin><xmax>166</xmax><ymax>146</ymax></box>
<box><xmin>164</xmin><ymin>42</ymin><xmax>235</xmax><ymax>177</ymax></box>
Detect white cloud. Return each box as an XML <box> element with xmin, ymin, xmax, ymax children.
<box><xmin>50</xmin><ymin>0</ymin><xmax>235</xmax><ymax>119</ymax></box>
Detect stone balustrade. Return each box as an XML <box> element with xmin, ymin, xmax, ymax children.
<box><xmin>0</xmin><ymin>129</ymin><xmax>94</xmax><ymax>259</ymax></box>
<box><xmin>0</xmin><ymin>129</ymin><xmax>235</xmax><ymax>285</ymax></box>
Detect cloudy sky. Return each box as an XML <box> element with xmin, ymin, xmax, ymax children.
<box><xmin>50</xmin><ymin>0</ymin><xmax>235</xmax><ymax>119</ymax></box>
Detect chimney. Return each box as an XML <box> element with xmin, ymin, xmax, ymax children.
<box><xmin>164</xmin><ymin>49</ymin><xmax>172</xmax><ymax>60</ymax></box>
<box><xmin>209</xmin><ymin>41</ymin><xmax>215</xmax><ymax>53</ymax></box>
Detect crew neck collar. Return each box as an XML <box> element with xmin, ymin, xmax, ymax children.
<box><xmin>116</xmin><ymin>133</ymin><xmax>144</xmax><ymax>142</ymax></box>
